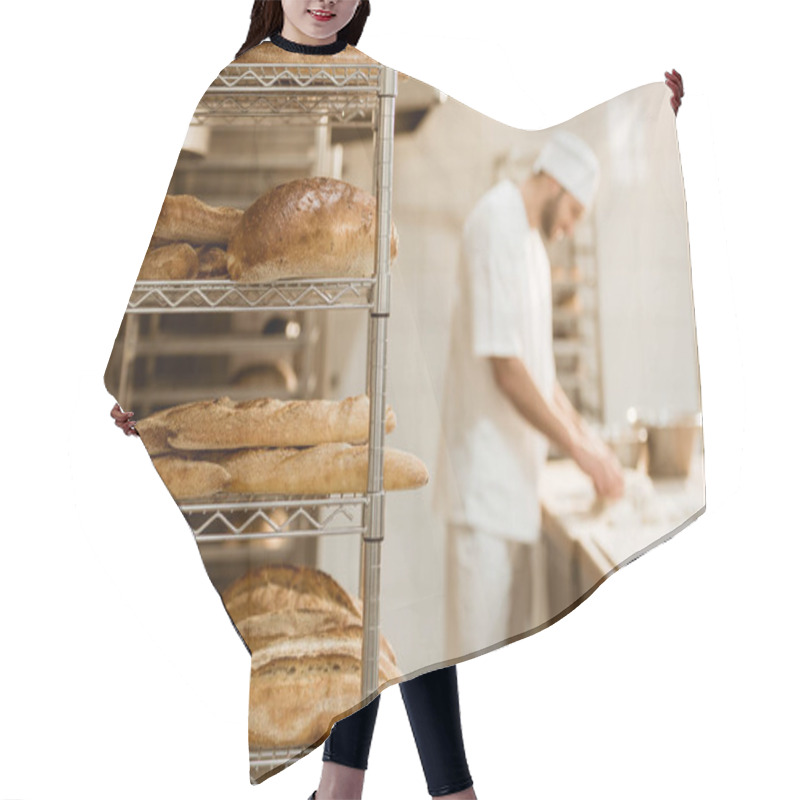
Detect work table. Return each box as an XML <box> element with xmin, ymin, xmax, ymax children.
<box><xmin>539</xmin><ymin>456</ymin><xmax>706</xmax><ymax>621</ymax></box>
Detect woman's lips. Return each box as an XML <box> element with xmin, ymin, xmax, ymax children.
<box><xmin>308</xmin><ymin>9</ymin><xmax>335</xmax><ymax>21</ymax></box>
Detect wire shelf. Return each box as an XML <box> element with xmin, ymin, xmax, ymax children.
<box><xmin>250</xmin><ymin>746</ymin><xmax>309</xmax><ymax>781</ymax></box>
<box><xmin>195</xmin><ymin>63</ymin><xmax>382</xmax><ymax>126</ymax></box>
<box><xmin>127</xmin><ymin>277</ymin><xmax>375</xmax><ymax>313</ymax></box>
<box><xmin>180</xmin><ymin>493</ymin><xmax>368</xmax><ymax>543</ymax></box>
<box><xmin>214</xmin><ymin>63</ymin><xmax>381</xmax><ymax>90</ymax></box>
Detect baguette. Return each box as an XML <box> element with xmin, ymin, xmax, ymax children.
<box><xmin>136</xmin><ymin>395</ymin><xmax>396</xmax><ymax>455</ymax></box>
<box><xmin>216</xmin><ymin>443</ymin><xmax>429</xmax><ymax>495</ymax></box>
<box><xmin>151</xmin><ymin>454</ymin><xmax>231</xmax><ymax>499</ymax></box>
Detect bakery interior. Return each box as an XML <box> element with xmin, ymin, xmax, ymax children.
<box><xmin>105</xmin><ymin>62</ymin><xmax>704</xmax><ymax>776</ymax></box>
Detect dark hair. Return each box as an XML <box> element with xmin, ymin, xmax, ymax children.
<box><xmin>235</xmin><ymin>1</ymin><xmax>371</xmax><ymax>59</ymax></box>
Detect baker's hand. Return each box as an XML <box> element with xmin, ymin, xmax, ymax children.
<box><xmin>665</xmin><ymin>68</ymin><xmax>684</xmax><ymax>116</ymax></box>
<box><xmin>111</xmin><ymin>402</ymin><xmax>139</xmax><ymax>436</ymax></box>
<box><xmin>571</xmin><ymin>437</ymin><xmax>625</xmax><ymax>500</ymax></box>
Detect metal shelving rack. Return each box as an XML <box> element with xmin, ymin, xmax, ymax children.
<box><xmin>119</xmin><ymin>60</ymin><xmax>398</xmax><ymax>780</ymax></box>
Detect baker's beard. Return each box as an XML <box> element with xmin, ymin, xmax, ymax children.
<box><xmin>540</xmin><ymin>190</ymin><xmax>564</xmax><ymax>242</ymax></box>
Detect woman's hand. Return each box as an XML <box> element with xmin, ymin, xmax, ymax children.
<box><xmin>111</xmin><ymin>403</ymin><xmax>139</xmax><ymax>436</ymax></box>
<box><xmin>665</xmin><ymin>69</ymin><xmax>684</xmax><ymax>115</ymax></box>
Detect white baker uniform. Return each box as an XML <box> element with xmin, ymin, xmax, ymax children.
<box><xmin>434</xmin><ymin>178</ymin><xmax>556</xmax><ymax>657</ymax></box>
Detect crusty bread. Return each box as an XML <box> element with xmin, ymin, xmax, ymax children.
<box><xmin>224</xmin><ymin>564</ymin><xmax>398</xmax><ymax>665</ymax></box>
<box><xmin>220</xmin><ymin>561</ymin><xmax>403</xmax><ymax>747</ymax></box>
<box><xmin>136</xmin><ymin>395</ymin><xmax>396</xmax><ymax>455</ymax></box>
<box><xmin>226</xmin><ymin>177</ymin><xmax>399</xmax><ymax>283</ymax></box>
<box><xmin>216</xmin><ymin>443</ymin><xmax>429</xmax><ymax>495</ymax></box>
<box><xmin>226</xmin><ymin>585</ymin><xmax>347</xmax><ymax>625</ymax></box>
<box><xmin>236</xmin><ymin>607</ymin><xmax>362</xmax><ymax>651</ymax></box>
<box><xmin>250</xmin><ymin>626</ymin><xmax>400</xmax><ymax>678</ymax></box>
<box><xmin>136</xmin><ymin>401</ymin><xmax>195</xmax><ymax>456</ymax></box>
<box><xmin>137</xmin><ymin>242</ymin><xmax>199</xmax><ymax>281</ymax></box>
<box><xmin>238</xmin><ymin>610</ymin><xmax>398</xmax><ymax>666</ymax></box>
<box><xmin>222</xmin><ymin>564</ymin><xmax>360</xmax><ymax>618</ymax></box>
<box><xmin>151</xmin><ymin>454</ymin><xmax>231</xmax><ymax>499</ymax></box>
<box><xmin>248</xmin><ymin>653</ymin><xmax>398</xmax><ymax>748</ymax></box>
<box><xmin>154</xmin><ymin>194</ymin><xmax>244</xmax><ymax>246</ymax></box>
<box><xmin>196</xmin><ymin>244</ymin><xmax>229</xmax><ymax>278</ymax></box>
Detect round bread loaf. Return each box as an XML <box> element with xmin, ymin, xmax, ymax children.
<box><xmin>236</xmin><ymin>607</ymin><xmax>362</xmax><ymax>651</ymax></box>
<box><xmin>226</xmin><ymin>177</ymin><xmax>399</xmax><ymax>283</ymax></box>
<box><xmin>223</xmin><ymin>564</ymin><xmax>360</xmax><ymax>618</ymax></box>
<box><xmin>248</xmin><ymin>652</ymin><xmax>399</xmax><ymax>749</ymax></box>
<box><xmin>248</xmin><ymin>626</ymin><xmax>402</xmax><ymax>748</ymax></box>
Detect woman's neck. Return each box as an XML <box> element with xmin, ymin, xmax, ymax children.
<box><xmin>269</xmin><ymin>29</ymin><xmax>348</xmax><ymax>55</ymax></box>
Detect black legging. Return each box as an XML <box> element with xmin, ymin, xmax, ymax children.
<box><xmin>323</xmin><ymin>665</ymin><xmax>473</xmax><ymax>797</ymax></box>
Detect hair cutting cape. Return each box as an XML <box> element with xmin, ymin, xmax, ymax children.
<box><xmin>104</xmin><ymin>41</ymin><xmax>704</xmax><ymax>784</ymax></box>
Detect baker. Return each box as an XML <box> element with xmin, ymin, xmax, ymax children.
<box><xmin>436</xmin><ymin>130</ymin><xmax>626</xmax><ymax>657</ymax></box>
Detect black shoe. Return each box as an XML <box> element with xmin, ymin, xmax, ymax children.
<box><xmin>307</xmin><ymin>793</ymin><xmax>316</xmax><ymax>800</ymax></box>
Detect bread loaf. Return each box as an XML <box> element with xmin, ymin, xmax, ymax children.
<box><xmin>154</xmin><ymin>194</ymin><xmax>244</xmax><ymax>245</ymax></box>
<box><xmin>249</xmin><ymin>627</ymin><xmax>402</xmax><ymax>748</ymax></box>
<box><xmin>137</xmin><ymin>243</ymin><xmax>199</xmax><ymax>281</ymax></box>
<box><xmin>151</xmin><ymin>454</ymin><xmax>231</xmax><ymax>499</ymax></box>
<box><xmin>248</xmin><ymin>653</ymin><xmax>397</xmax><ymax>748</ymax></box>
<box><xmin>223</xmin><ymin>564</ymin><xmax>360</xmax><ymax>619</ymax></box>
<box><xmin>226</xmin><ymin>177</ymin><xmax>399</xmax><ymax>283</ymax></box>
<box><xmin>216</xmin><ymin>443</ymin><xmax>429</xmax><ymax>495</ymax></box>
<box><xmin>226</xmin><ymin>585</ymin><xmax>348</xmax><ymax>625</ymax></box>
<box><xmin>224</xmin><ymin>564</ymin><xmax>398</xmax><ymax>665</ymax></box>
<box><xmin>196</xmin><ymin>244</ymin><xmax>229</xmax><ymax>278</ymax></box>
<box><xmin>136</xmin><ymin>395</ymin><xmax>396</xmax><ymax>454</ymax></box>
<box><xmin>236</xmin><ymin>607</ymin><xmax>362</xmax><ymax>651</ymax></box>
<box><xmin>238</xmin><ymin>611</ymin><xmax>397</xmax><ymax>667</ymax></box>
<box><xmin>222</xmin><ymin>562</ymin><xmax>403</xmax><ymax>747</ymax></box>
<box><xmin>136</xmin><ymin>400</ymin><xmax>201</xmax><ymax>456</ymax></box>
<box><xmin>136</xmin><ymin>406</ymin><xmax>177</xmax><ymax>456</ymax></box>
<box><xmin>250</xmin><ymin>626</ymin><xmax>400</xmax><ymax>679</ymax></box>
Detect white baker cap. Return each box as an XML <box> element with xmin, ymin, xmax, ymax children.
<box><xmin>533</xmin><ymin>130</ymin><xmax>600</xmax><ymax>210</ymax></box>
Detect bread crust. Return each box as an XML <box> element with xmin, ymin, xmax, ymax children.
<box><xmin>154</xmin><ymin>194</ymin><xmax>244</xmax><ymax>246</ymax></box>
<box><xmin>216</xmin><ymin>443</ymin><xmax>429</xmax><ymax>495</ymax></box>
<box><xmin>151</xmin><ymin>454</ymin><xmax>231</xmax><ymax>499</ymax></box>
<box><xmin>136</xmin><ymin>395</ymin><xmax>396</xmax><ymax>455</ymax></box>
<box><xmin>223</xmin><ymin>564</ymin><xmax>360</xmax><ymax>619</ymax></box>
<box><xmin>226</xmin><ymin>177</ymin><xmax>398</xmax><ymax>283</ymax></box>
<box><xmin>137</xmin><ymin>242</ymin><xmax>199</xmax><ymax>281</ymax></box>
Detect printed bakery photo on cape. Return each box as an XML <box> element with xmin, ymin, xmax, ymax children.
<box><xmin>104</xmin><ymin>32</ymin><xmax>704</xmax><ymax>785</ymax></box>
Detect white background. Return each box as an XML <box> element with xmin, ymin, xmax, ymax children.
<box><xmin>1</xmin><ymin>1</ymin><xmax>797</xmax><ymax>798</ymax></box>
